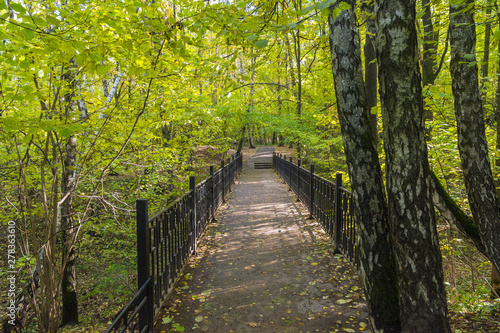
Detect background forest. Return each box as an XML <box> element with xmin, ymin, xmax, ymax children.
<box><xmin>0</xmin><ymin>0</ymin><xmax>499</xmax><ymax>331</ymax></box>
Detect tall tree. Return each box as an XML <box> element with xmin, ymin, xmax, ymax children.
<box><xmin>328</xmin><ymin>1</ymin><xmax>401</xmax><ymax>331</ymax></box>
<box><xmin>421</xmin><ymin>0</ymin><xmax>438</xmax><ymax>87</ymax></box>
<box><xmin>375</xmin><ymin>0</ymin><xmax>451</xmax><ymax>331</ymax></box>
<box><xmin>449</xmin><ymin>0</ymin><xmax>500</xmax><ymax>275</ymax></box>
<box><xmin>361</xmin><ymin>0</ymin><xmax>379</xmax><ymax>142</ymax></box>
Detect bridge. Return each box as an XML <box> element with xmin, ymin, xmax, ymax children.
<box><xmin>106</xmin><ymin>146</ymin><xmax>369</xmax><ymax>333</ymax></box>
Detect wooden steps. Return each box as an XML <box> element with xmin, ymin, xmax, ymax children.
<box><xmin>254</xmin><ymin>162</ymin><xmax>273</xmax><ymax>169</ymax></box>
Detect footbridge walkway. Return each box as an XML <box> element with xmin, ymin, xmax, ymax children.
<box><xmin>107</xmin><ymin>146</ymin><xmax>369</xmax><ymax>333</ymax></box>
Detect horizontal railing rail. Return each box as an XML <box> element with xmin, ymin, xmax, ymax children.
<box><xmin>106</xmin><ymin>153</ymin><xmax>243</xmax><ymax>333</ymax></box>
<box><xmin>273</xmin><ymin>153</ymin><xmax>359</xmax><ymax>271</ymax></box>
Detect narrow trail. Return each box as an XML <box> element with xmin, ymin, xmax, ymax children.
<box><xmin>155</xmin><ymin>147</ymin><xmax>370</xmax><ymax>332</ymax></box>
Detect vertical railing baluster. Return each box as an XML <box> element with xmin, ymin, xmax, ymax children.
<box><xmin>136</xmin><ymin>199</ymin><xmax>153</xmax><ymax>332</ymax></box>
<box><xmin>309</xmin><ymin>164</ymin><xmax>314</xmax><ymax>219</ymax></box>
<box><xmin>190</xmin><ymin>176</ymin><xmax>197</xmax><ymax>255</ymax></box>
<box><xmin>221</xmin><ymin>160</ymin><xmax>225</xmax><ymax>203</ymax></box>
<box><xmin>210</xmin><ymin>166</ymin><xmax>215</xmax><ymax>222</ymax></box>
<box><xmin>334</xmin><ymin>173</ymin><xmax>343</xmax><ymax>253</ymax></box>
<box><xmin>297</xmin><ymin>159</ymin><xmax>301</xmax><ymax>201</ymax></box>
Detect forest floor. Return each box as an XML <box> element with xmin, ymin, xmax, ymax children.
<box><xmin>155</xmin><ymin>146</ymin><xmax>369</xmax><ymax>332</ymax></box>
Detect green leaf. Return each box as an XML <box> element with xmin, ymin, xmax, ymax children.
<box><xmin>162</xmin><ymin>316</ymin><xmax>173</xmax><ymax>324</ymax></box>
<box><xmin>254</xmin><ymin>39</ymin><xmax>268</xmax><ymax>48</ymax></box>
<box><xmin>96</xmin><ymin>65</ymin><xmax>109</xmax><ymax>75</ymax></box>
<box><xmin>494</xmin><ymin>30</ymin><xmax>500</xmax><ymax>41</ymax></box>
<box><xmin>246</xmin><ymin>34</ymin><xmax>258</xmax><ymax>42</ymax></box>
<box><xmin>9</xmin><ymin>2</ymin><xmax>26</xmax><ymax>13</ymax></box>
<box><xmin>21</xmin><ymin>28</ymin><xmax>36</xmax><ymax>41</ymax></box>
<box><xmin>46</xmin><ymin>15</ymin><xmax>60</xmax><ymax>25</ymax></box>
<box><xmin>19</xmin><ymin>60</ymin><xmax>30</xmax><ymax>69</ymax></box>
<box><xmin>61</xmin><ymin>128</ymin><xmax>73</xmax><ymax>138</ymax></box>
<box><xmin>338</xmin><ymin>1</ymin><xmax>351</xmax><ymax>10</ymax></box>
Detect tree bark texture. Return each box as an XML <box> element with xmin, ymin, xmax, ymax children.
<box><xmin>61</xmin><ymin>66</ymin><xmax>79</xmax><ymax>325</ymax></box>
<box><xmin>449</xmin><ymin>0</ymin><xmax>500</xmax><ymax>275</ymax></box>
<box><xmin>60</xmin><ymin>135</ymin><xmax>79</xmax><ymax>325</ymax></box>
<box><xmin>362</xmin><ymin>0</ymin><xmax>379</xmax><ymax>142</ymax></box>
<box><xmin>375</xmin><ymin>0</ymin><xmax>451</xmax><ymax>331</ymax></box>
<box><xmin>329</xmin><ymin>2</ymin><xmax>401</xmax><ymax>331</ymax></box>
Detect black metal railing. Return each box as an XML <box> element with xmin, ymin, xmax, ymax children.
<box><xmin>106</xmin><ymin>153</ymin><xmax>243</xmax><ymax>333</ymax></box>
<box><xmin>273</xmin><ymin>153</ymin><xmax>359</xmax><ymax>271</ymax></box>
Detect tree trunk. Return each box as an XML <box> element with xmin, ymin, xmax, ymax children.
<box><xmin>421</xmin><ymin>0</ymin><xmax>437</xmax><ymax>87</ymax></box>
<box><xmin>375</xmin><ymin>0</ymin><xmax>451</xmax><ymax>331</ymax></box>
<box><xmin>480</xmin><ymin>7</ymin><xmax>491</xmax><ymax>94</ymax></box>
<box><xmin>421</xmin><ymin>0</ymin><xmax>438</xmax><ymax>130</ymax></box>
<box><xmin>494</xmin><ymin>8</ymin><xmax>500</xmax><ymax>298</ymax></box>
<box><xmin>248</xmin><ymin>50</ymin><xmax>256</xmax><ymax>149</ymax></box>
<box><xmin>60</xmin><ymin>135</ymin><xmax>78</xmax><ymax>325</ymax></box>
<box><xmin>60</xmin><ymin>65</ymin><xmax>79</xmax><ymax>326</ymax></box>
<box><xmin>329</xmin><ymin>3</ymin><xmax>401</xmax><ymax>331</ymax></box>
<box><xmin>362</xmin><ymin>1</ymin><xmax>378</xmax><ymax>142</ymax></box>
<box><xmin>449</xmin><ymin>0</ymin><xmax>500</xmax><ymax>275</ymax></box>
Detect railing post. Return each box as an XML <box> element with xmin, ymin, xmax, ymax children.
<box><xmin>309</xmin><ymin>164</ymin><xmax>315</xmax><ymax>219</ymax></box>
<box><xmin>297</xmin><ymin>159</ymin><xmax>301</xmax><ymax>202</ymax></box>
<box><xmin>210</xmin><ymin>165</ymin><xmax>215</xmax><ymax>222</ymax></box>
<box><xmin>190</xmin><ymin>176</ymin><xmax>197</xmax><ymax>255</ymax></box>
<box><xmin>289</xmin><ymin>157</ymin><xmax>293</xmax><ymax>191</ymax></box>
<box><xmin>136</xmin><ymin>199</ymin><xmax>153</xmax><ymax>332</ymax></box>
<box><xmin>221</xmin><ymin>160</ymin><xmax>225</xmax><ymax>203</ymax></box>
<box><xmin>334</xmin><ymin>173</ymin><xmax>343</xmax><ymax>253</ymax></box>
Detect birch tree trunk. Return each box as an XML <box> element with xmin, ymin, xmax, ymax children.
<box><xmin>328</xmin><ymin>2</ymin><xmax>400</xmax><ymax>331</ymax></box>
<box><xmin>449</xmin><ymin>0</ymin><xmax>500</xmax><ymax>275</ymax></box>
<box><xmin>60</xmin><ymin>65</ymin><xmax>79</xmax><ymax>326</ymax></box>
<box><xmin>375</xmin><ymin>0</ymin><xmax>451</xmax><ymax>331</ymax></box>
<box><xmin>60</xmin><ymin>135</ymin><xmax>78</xmax><ymax>325</ymax></box>
<box><xmin>362</xmin><ymin>1</ymin><xmax>378</xmax><ymax>142</ymax></box>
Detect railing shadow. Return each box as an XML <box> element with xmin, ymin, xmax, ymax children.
<box><xmin>272</xmin><ymin>153</ymin><xmax>359</xmax><ymax>272</ymax></box>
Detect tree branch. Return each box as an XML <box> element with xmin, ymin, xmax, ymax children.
<box><xmin>430</xmin><ymin>170</ymin><xmax>488</xmax><ymax>258</ymax></box>
<box><xmin>433</xmin><ymin>26</ymin><xmax>450</xmax><ymax>79</ymax></box>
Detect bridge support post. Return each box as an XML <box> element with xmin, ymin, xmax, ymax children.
<box><xmin>309</xmin><ymin>164</ymin><xmax>315</xmax><ymax>219</ymax></box>
<box><xmin>334</xmin><ymin>173</ymin><xmax>343</xmax><ymax>253</ymax></box>
<box><xmin>221</xmin><ymin>160</ymin><xmax>225</xmax><ymax>203</ymax></box>
<box><xmin>136</xmin><ymin>199</ymin><xmax>153</xmax><ymax>332</ymax></box>
<box><xmin>190</xmin><ymin>176</ymin><xmax>197</xmax><ymax>255</ymax></box>
<box><xmin>297</xmin><ymin>159</ymin><xmax>301</xmax><ymax>202</ymax></box>
<box><xmin>210</xmin><ymin>166</ymin><xmax>215</xmax><ymax>222</ymax></box>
